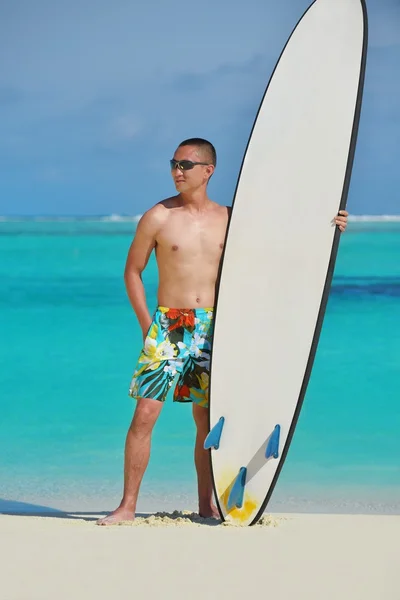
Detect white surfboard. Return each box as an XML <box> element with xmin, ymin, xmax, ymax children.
<box><xmin>206</xmin><ymin>0</ymin><xmax>368</xmax><ymax>526</ymax></box>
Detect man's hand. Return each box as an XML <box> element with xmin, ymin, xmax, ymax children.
<box><xmin>334</xmin><ymin>210</ymin><xmax>349</xmax><ymax>232</ymax></box>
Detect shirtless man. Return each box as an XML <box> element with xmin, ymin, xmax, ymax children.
<box><xmin>97</xmin><ymin>138</ymin><xmax>348</xmax><ymax>525</ymax></box>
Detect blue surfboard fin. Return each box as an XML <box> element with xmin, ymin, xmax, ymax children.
<box><xmin>204</xmin><ymin>417</ymin><xmax>225</xmax><ymax>450</ymax></box>
<box><xmin>265</xmin><ymin>424</ymin><xmax>281</xmax><ymax>459</ymax></box>
<box><xmin>227</xmin><ymin>467</ymin><xmax>247</xmax><ymax>510</ymax></box>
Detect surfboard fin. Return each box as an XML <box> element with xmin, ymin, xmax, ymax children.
<box><xmin>227</xmin><ymin>467</ymin><xmax>247</xmax><ymax>510</ymax></box>
<box><xmin>204</xmin><ymin>417</ymin><xmax>225</xmax><ymax>450</ymax></box>
<box><xmin>265</xmin><ymin>424</ymin><xmax>281</xmax><ymax>459</ymax></box>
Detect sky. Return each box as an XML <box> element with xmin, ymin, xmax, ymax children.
<box><xmin>0</xmin><ymin>0</ymin><xmax>399</xmax><ymax>217</ymax></box>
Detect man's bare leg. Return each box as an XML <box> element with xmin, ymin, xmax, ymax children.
<box><xmin>192</xmin><ymin>403</ymin><xmax>219</xmax><ymax>519</ymax></box>
<box><xmin>97</xmin><ymin>397</ymin><xmax>163</xmax><ymax>525</ymax></box>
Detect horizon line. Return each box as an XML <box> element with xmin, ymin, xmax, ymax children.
<box><xmin>1</xmin><ymin>214</ymin><xmax>400</xmax><ymax>223</ymax></box>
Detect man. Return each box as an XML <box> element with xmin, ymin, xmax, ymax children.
<box><xmin>97</xmin><ymin>138</ymin><xmax>348</xmax><ymax>525</ymax></box>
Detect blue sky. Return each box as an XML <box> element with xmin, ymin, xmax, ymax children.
<box><xmin>1</xmin><ymin>0</ymin><xmax>399</xmax><ymax>216</ymax></box>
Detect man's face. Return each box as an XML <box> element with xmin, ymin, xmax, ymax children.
<box><xmin>170</xmin><ymin>145</ymin><xmax>214</xmax><ymax>193</ymax></box>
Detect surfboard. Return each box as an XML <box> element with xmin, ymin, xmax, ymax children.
<box><xmin>205</xmin><ymin>0</ymin><xmax>368</xmax><ymax>526</ymax></box>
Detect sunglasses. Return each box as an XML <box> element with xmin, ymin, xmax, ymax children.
<box><xmin>170</xmin><ymin>159</ymin><xmax>210</xmax><ymax>171</ymax></box>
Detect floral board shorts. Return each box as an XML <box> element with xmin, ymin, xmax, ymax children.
<box><xmin>129</xmin><ymin>306</ymin><xmax>214</xmax><ymax>407</ymax></box>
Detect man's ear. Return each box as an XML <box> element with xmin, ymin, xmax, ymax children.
<box><xmin>206</xmin><ymin>164</ymin><xmax>215</xmax><ymax>182</ymax></box>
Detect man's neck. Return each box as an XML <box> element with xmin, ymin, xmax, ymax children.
<box><xmin>178</xmin><ymin>189</ymin><xmax>213</xmax><ymax>213</ymax></box>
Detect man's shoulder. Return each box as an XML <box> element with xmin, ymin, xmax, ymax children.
<box><xmin>146</xmin><ymin>196</ymin><xmax>180</xmax><ymax>216</ymax></box>
<box><xmin>158</xmin><ymin>196</ymin><xmax>181</xmax><ymax>210</ymax></box>
<box><xmin>215</xmin><ymin>204</ymin><xmax>232</xmax><ymax>218</ymax></box>
<box><xmin>137</xmin><ymin>197</ymin><xmax>178</xmax><ymax>232</ymax></box>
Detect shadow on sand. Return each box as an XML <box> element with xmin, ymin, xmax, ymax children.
<box><xmin>0</xmin><ymin>499</ymin><xmax>222</xmax><ymax>526</ymax></box>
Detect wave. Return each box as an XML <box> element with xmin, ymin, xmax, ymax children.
<box><xmin>0</xmin><ymin>214</ymin><xmax>143</xmax><ymax>223</ymax></box>
<box><xmin>99</xmin><ymin>214</ymin><xmax>142</xmax><ymax>223</ymax></box>
<box><xmin>348</xmin><ymin>215</ymin><xmax>400</xmax><ymax>222</ymax></box>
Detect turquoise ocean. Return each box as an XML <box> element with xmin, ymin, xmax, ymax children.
<box><xmin>1</xmin><ymin>218</ymin><xmax>399</xmax><ymax>515</ymax></box>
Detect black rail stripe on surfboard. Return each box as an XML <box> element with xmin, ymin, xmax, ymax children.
<box><xmin>207</xmin><ymin>0</ymin><xmax>369</xmax><ymax>525</ymax></box>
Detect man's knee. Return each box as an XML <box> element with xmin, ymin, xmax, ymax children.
<box><xmin>131</xmin><ymin>398</ymin><xmax>162</xmax><ymax>433</ymax></box>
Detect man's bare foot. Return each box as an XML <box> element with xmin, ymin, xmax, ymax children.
<box><xmin>199</xmin><ymin>504</ymin><xmax>220</xmax><ymax>519</ymax></box>
<box><xmin>96</xmin><ymin>507</ymin><xmax>134</xmax><ymax>526</ymax></box>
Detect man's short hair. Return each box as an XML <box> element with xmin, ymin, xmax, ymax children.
<box><xmin>178</xmin><ymin>138</ymin><xmax>217</xmax><ymax>167</ymax></box>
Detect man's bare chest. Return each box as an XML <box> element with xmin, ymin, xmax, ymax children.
<box><xmin>157</xmin><ymin>216</ymin><xmax>227</xmax><ymax>257</ymax></box>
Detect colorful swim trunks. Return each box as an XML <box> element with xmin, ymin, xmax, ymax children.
<box><xmin>129</xmin><ymin>306</ymin><xmax>214</xmax><ymax>407</ymax></box>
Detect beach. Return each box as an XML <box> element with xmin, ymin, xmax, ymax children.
<box><xmin>1</xmin><ymin>511</ymin><xmax>399</xmax><ymax>599</ymax></box>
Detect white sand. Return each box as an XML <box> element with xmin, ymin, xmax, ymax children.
<box><xmin>1</xmin><ymin>511</ymin><xmax>399</xmax><ymax>600</ymax></box>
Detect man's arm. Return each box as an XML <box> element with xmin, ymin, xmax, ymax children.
<box><xmin>124</xmin><ymin>204</ymin><xmax>166</xmax><ymax>338</ymax></box>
